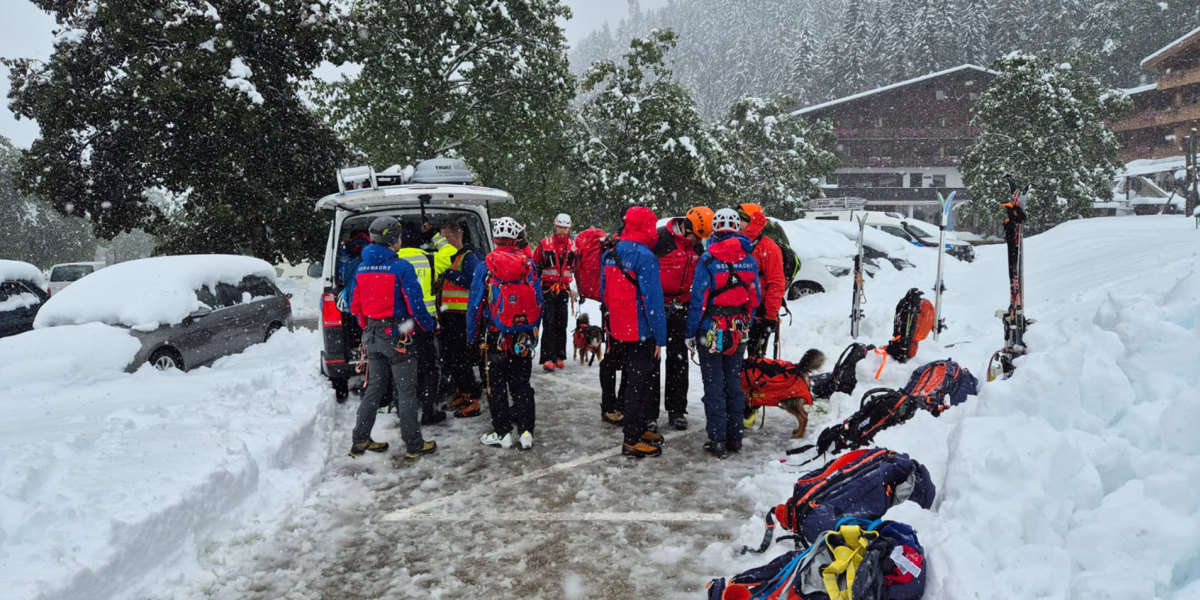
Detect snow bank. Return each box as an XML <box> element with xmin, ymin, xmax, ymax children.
<box><xmin>0</xmin><ymin>259</ymin><xmax>45</xmax><ymax>288</ymax></box>
<box><xmin>0</xmin><ymin>330</ymin><xmax>336</xmax><ymax>600</ymax></box>
<box><xmin>0</xmin><ymin>323</ymin><xmax>140</xmax><ymax>386</ymax></box>
<box><xmin>34</xmin><ymin>255</ymin><xmax>276</xmax><ymax>330</ymax></box>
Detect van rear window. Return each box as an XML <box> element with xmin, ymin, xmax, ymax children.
<box><xmin>50</xmin><ymin>265</ymin><xmax>94</xmax><ymax>282</ymax></box>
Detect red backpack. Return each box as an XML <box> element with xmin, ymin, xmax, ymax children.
<box><xmin>483</xmin><ymin>250</ymin><xmax>541</xmax><ymax>333</ymax></box>
<box><xmin>574</xmin><ymin>227</ymin><xmax>611</xmax><ymax>301</ymax></box>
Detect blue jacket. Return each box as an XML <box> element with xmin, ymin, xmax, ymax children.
<box><xmin>349</xmin><ymin>244</ymin><xmax>436</xmax><ymax>332</ymax></box>
<box><xmin>601</xmin><ymin>239</ymin><xmax>667</xmax><ymax>345</ymax></box>
<box><xmin>442</xmin><ymin>248</ymin><xmax>483</xmax><ymax>290</ymax></box>
<box><xmin>685</xmin><ymin>232</ymin><xmax>762</xmax><ymax>338</ymax></box>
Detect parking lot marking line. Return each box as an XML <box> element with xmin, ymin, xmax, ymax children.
<box><xmin>381</xmin><ymin>429</ymin><xmax>696</xmax><ymax>521</ymax></box>
<box><xmin>382</xmin><ymin>511</ymin><xmax>725</xmax><ymax>523</ymax></box>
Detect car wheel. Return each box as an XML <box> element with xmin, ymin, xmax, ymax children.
<box><xmin>149</xmin><ymin>348</ymin><xmax>184</xmax><ymax>371</ymax></box>
<box><xmin>265</xmin><ymin>322</ymin><xmax>282</xmax><ymax>342</ymax></box>
<box><xmin>788</xmin><ymin>281</ymin><xmax>824</xmax><ymax>300</ymax></box>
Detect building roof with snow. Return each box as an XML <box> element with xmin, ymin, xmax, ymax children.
<box><xmin>1142</xmin><ymin>24</ymin><xmax>1200</xmax><ymax>69</ymax></box>
<box><xmin>790</xmin><ymin>65</ymin><xmax>996</xmax><ymax>117</ymax></box>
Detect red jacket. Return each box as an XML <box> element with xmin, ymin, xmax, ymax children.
<box><xmin>653</xmin><ymin>218</ymin><xmax>702</xmax><ymax>305</ymax></box>
<box><xmin>743</xmin><ymin>212</ymin><xmax>785</xmax><ymax>321</ymax></box>
<box><xmin>533</xmin><ymin>234</ymin><xmax>576</xmax><ymax>289</ymax></box>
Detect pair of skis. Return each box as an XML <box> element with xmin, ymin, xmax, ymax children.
<box><xmin>988</xmin><ymin>176</ymin><xmax>1030</xmax><ymax>381</ymax></box>
<box><xmin>849</xmin><ymin>191</ymin><xmax>955</xmax><ymax>341</ymax></box>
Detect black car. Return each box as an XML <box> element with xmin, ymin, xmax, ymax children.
<box><xmin>0</xmin><ymin>261</ymin><xmax>49</xmax><ymax>338</ymax></box>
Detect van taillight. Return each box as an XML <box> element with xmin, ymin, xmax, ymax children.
<box><xmin>322</xmin><ymin>293</ymin><xmax>343</xmax><ymax>327</ymax></box>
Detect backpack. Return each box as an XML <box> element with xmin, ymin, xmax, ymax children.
<box><xmin>744</xmin><ymin>448</ymin><xmax>936</xmax><ymax>553</ymax></box>
<box><xmin>810</xmin><ymin>342</ymin><xmax>875</xmax><ymax>400</ymax></box>
<box><xmin>902</xmin><ymin>359</ymin><xmax>979</xmax><ymax>415</ymax></box>
<box><xmin>711</xmin><ymin>520</ymin><xmax>927</xmax><ymax>600</ymax></box>
<box><xmin>573</xmin><ymin>227</ymin><xmax>611</xmax><ymax>301</ymax></box>
<box><xmin>757</xmin><ymin>223</ymin><xmax>802</xmax><ymax>283</ymax></box>
<box><xmin>483</xmin><ymin>251</ymin><xmax>541</xmax><ymax>334</ymax></box>
<box><xmin>884</xmin><ymin>288</ymin><xmax>935</xmax><ymax>363</ymax></box>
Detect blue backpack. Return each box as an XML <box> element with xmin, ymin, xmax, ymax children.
<box><xmin>902</xmin><ymin>359</ymin><xmax>979</xmax><ymax>415</ymax></box>
<box><xmin>744</xmin><ymin>448</ymin><xmax>936</xmax><ymax>554</ymax></box>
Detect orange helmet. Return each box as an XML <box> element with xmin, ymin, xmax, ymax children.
<box><xmin>686</xmin><ymin>206</ymin><xmax>715</xmax><ymax>239</ymax></box>
<box><xmin>737</xmin><ymin>203</ymin><xmax>763</xmax><ymax>221</ymax></box>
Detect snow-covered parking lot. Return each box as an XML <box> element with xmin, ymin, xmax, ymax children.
<box><xmin>2</xmin><ymin>215</ymin><xmax>1199</xmax><ymax>599</ymax></box>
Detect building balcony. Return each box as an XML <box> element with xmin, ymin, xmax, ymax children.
<box><xmin>833</xmin><ymin>126</ymin><xmax>983</xmax><ymax>140</ymax></box>
<box><xmin>1111</xmin><ymin>102</ymin><xmax>1200</xmax><ymax>132</ymax></box>
<box><xmin>1119</xmin><ymin>144</ymin><xmax>1184</xmax><ymax>162</ymax></box>
<box><xmin>1157</xmin><ymin>67</ymin><xmax>1200</xmax><ymax>91</ymax></box>
<box><xmin>839</xmin><ymin>155</ymin><xmax>963</xmax><ymax>168</ymax></box>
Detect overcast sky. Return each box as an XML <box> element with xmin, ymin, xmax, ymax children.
<box><xmin>0</xmin><ymin>0</ymin><xmax>665</xmax><ymax>149</ymax></box>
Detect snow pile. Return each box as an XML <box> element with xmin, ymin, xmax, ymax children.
<box><xmin>0</xmin><ymin>323</ymin><xmax>140</xmax><ymax>385</ymax></box>
<box><xmin>0</xmin><ymin>330</ymin><xmax>335</xmax><ymax>600</ymax></box>
<box><xmin>0</xmin><ymin>259</ymin><xmax>46</xmax><ymax>288</ymax></box>
<box><xmin>274</xmin><ymin>272</ymin><xmax>323</xmax><ymax>322</ymax></box>
<box><xmin>34</xmin><ymin>254</ymin><xmax>276</xmax><ymax>330</ymax></box>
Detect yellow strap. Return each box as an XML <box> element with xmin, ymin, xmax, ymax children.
<box><xmin>820</xmin><ymin>526</ymin><xmax>876</xmax><ymax>600</ymax></box>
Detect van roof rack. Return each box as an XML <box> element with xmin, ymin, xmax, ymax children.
<box><xmin>807</xmin><ymin>197</ymin><xmax>868</xmax><ymax>211</ymax></box>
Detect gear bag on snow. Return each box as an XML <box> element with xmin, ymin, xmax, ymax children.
<box><xmin>743</xmin><ymin>448</ymin><xmax>935</xmax><ymax>553</ymax></box>
<box><xmin>810</xmin><ymin>342</ymin><xmax>875</xmax><ymax>400</ymax></box>
<box><xmin>710</xmin><ymin>520</ymin><xmax>927</xmax><ymax>600</ymax></box>
<box><xmin>902</xmin><ymin>359</ymin><xmax>979</xmax><ymax>415</ymax></box>
<box><xmin>883</xmin><ymin>288</ymin><xmax>935</xmax><ymax>363</ymax></box>
<box><xmin>483</xmin><ymin>251</ymin><xmax>541</xmax><ymax>334</ymax></box>
<box><xmin>801</xmin><ymin>359</ymin><xmax>980</xmax><ymax>459</ymax></box>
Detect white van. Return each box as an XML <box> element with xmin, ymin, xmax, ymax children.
<box><xmin>47</xmin><ymin>261</ymin><xmax>107</xmax><ymax>296</ymax></box>
<box><xmin>309</xmin><ymin>158</ymin><xmax>513</xmax><ymax>401</ymax></box>
<box><xmin>804</xmin><ymin>202</ymin><xmax>975</xmax><ymax>262</ymax></box>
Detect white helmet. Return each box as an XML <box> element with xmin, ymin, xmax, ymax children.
<box><xmin>554</xmin><ymin>213</ymin><xmax>572</xmax><ymax>228</ymax></box>
<box><xmin>492</xmin><ymin>216</ymin><xmax>523</xmax><ymax>239</ymax></box>
<box><xmin>713</xmin><ymin>208</ymin><xmax>742</xmax><ymax>233</ymax></box>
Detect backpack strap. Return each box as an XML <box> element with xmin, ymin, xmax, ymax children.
<box><xmin>702</xmin><ymin>255</ymin><xmax>748</xmax><ymax>308</ymax></box>
<box><xmin>609</xmin><ymin>247</ymin><xmax>640</xmax><ymax>291</ymax></box>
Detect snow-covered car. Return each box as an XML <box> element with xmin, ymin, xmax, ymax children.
<box><xmin>769</xmin><ymin>219</ymin><xmax>879</xmax><ymax>299</ymax></box>
<box><xmin>311</xmin><ymin>158</ymin><xmax>512</xmax><ymax>401</ymax></box>
<box><xmin>0</xmin><ymin>259</ymin><xmax>50</xmax><ymax>338</ymax></box>
<box><xmin>34</xmin><ymin>255</ymin><xmax>293</xmax><ymax>371</ymax></box>
<box><xmin>786</xmin><ymin>255</ymin><xmax>879</xmax><ymax>299</ymax></box>
<box><xmin>46</xmin><ymin>261</ymin><xmax>106</xmax><ymax>296</ymax></box>
<box><xmin>806</xmin><ymin>219</ymin><xmax>919</xmax><ymax>271</ymax></box>
<box><xmin>804</xmin><ymin>209</ymin><xmax>975</xmax><ymax>262</ymax></box>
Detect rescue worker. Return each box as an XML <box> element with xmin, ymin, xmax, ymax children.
<box><xmin>647</xmin><ymin>206</ymin><xmax>713</xmax><ymax>431</ymax></box>
<box><xmin>601</xmin><ymin>205</ymin><xmax>668</xmax><ymax>458</ymax></box>
<box><xmin>347</xmin><ymin>215</ymin><xmax>437</xmax><ymax>459</ymax></box>
<box><xmin>534</xmin><ymin>213</ymin><xmax>576</xmax><ymax>372</ymax></box>
<box><xmin>738</xmin><ymin>203</ymin><xmax>786</xmax><ymax>428</ymax></box>
<box><xmin>685</xmin><ymin>208</ymin><xmax>761</xmax><ymax>459</ymax></box>
<box><xmin>435</xmin><ymin>216</ymin><xmax>485</xmax><ymax>418</ymax></box>
<box><xmin>395</xmin><ymin>220</ymin><xmax>456</xmax><ymax>425</ymax></box>
<box><xmin>467</xmin><ymin>217</ymin><xmax>544</xmax><ymax>450</ymax></box>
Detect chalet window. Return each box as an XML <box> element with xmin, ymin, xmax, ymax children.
<box><xmin>878</xmin><ymin>173</ymin><xmax>904</xmax><ymax>187</ymax></box>
<box><xmin>969</xmin><ymin>92</ymin><xmax>979</xmax><ymax>101</ymax></box>
<box><xmin>877</xmin><ymin>116</ymin><xmax>885</xmax><ymax>127</ymax></box>
<box><xmin>936</xmin><ymin>90</ymin><xmax>946</xmax><ymax>101</ymax></box>
<box><xmin>939</xmin><ymin>145</ymin><xmax>946</xmax><ymax>157</ymax></box>
<box><xmin>938</xmin><ymin>116</ymin><xmax>947</xmax><ymax>127</ymax></box>
<box><xmin>931</xmin><ymin>175</ymin><xmax>946</xmax><ymax>188</ymax></box>
<box><xmin>909</xmin><ymin>173</ymin><xmax>923</xmax><ymax>187</ymax></box>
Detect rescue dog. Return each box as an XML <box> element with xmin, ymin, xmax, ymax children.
<box><xmin>572</xmin><ymin>314</ymin><xmax>605</xmax><ymax>366</ymax></box>
<box><xmin>780</xmin><ymin>349</ymin><xmax>826</xmax><ymax>439</ymax></box>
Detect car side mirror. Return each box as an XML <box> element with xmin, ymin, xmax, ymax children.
<box><xmin>306</xmin><ymin>262</ymin><xmax>323</xmax><ymax>278</ymax></box>
<box><xmin>184</xmin><ymin>306</ymin><xmax>212</xmax><ymax>324</ymax></box>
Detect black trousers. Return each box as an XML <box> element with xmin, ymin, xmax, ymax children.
<box><xmin>600</xmin><ymin>335</ymin><xmax>625</xmax><ymax>415</ymax></box>
<box><xmin>439</xmin><ymin>312</ymin><xmax>481</xmax><ymax>398</ymax></box>
<box><xmin>610</xmin><ymin>340</ymin><xmax>657</xmax><ymax>445</ymax></box>
<box><xmin>648</xmin><ymin>307</ymin><xmax>690</xmax><ymax>422</ymax></box>
<box><xmin>539</xmin><ymin>289</ymin><xmax>570</xmax><ymax>363</ymax></box>
<box><xmin>485</xmin><ymin>347</ymin><xmax>536</xmax><ymax>435</ymax></box>
<box><xmin>415</xmin><ymin>329</ymin><xmax>440</xmax><ymax>417</ymax></box>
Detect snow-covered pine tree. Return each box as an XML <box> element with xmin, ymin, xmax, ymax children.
<box><xmin>960</xmin><ymin>53</ymin><xmax>1133</xmax><ymax>233</ymax></box>
<box><xmin>4</xmin><ymin>0</ymin><xmax>347</xmax><ymax>263</ymax></box>
<box><xmin>714</xmin><ymin>97</ymin><xmax>838</xmax><ymax>219</ymax></box>
<box><xmin>314</xmin><ymin>0</ymin><xmax>574</xmax><ymax>230</ymax></box>
<box><xmin>0</xmin><ymin>136</ymin><xmax>97</xmax><ymax>266</ymax></box>
<box><xmin>573</xmin><ymin>30</ymin><xmax>727</xmax><ymax>227</ymax></box>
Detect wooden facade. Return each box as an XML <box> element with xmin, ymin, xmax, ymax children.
<box><xmin>1112</xmin><ymin>25</ymin><xmax>1200</xmax><ymax>163</ymax></box>
<box><xmin>792</xmin><ymin>65</ymin><xmax>995</xmax><ymax>219</ymax></box>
